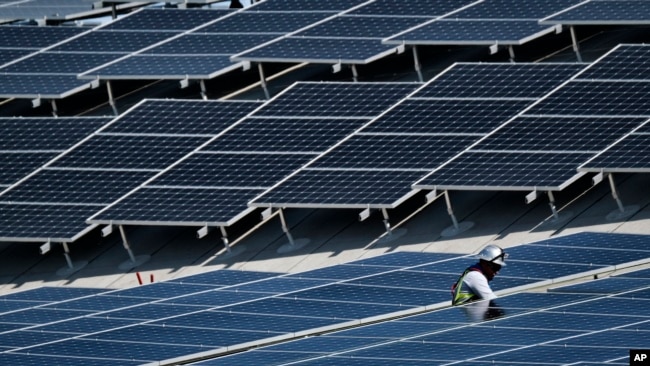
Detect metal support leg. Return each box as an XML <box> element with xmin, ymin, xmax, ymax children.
<box><xmin>441</xmin><ymin>190</ymin><xmax>474</xmax><ymax>237</ymax></box>
<box><xmin>608</xmin><ymin>174</ymin><xmax>626</xmax><ymax>213</ymax></box>
<box><xmin>51</xmin><ymin>100</ymin><xmax>58</xmax><ymax>117</ymax></box>
<box><xmin>351</xmin><ymin>64</ymin><xmax>359</xmax><ymax>82</ymax></box>
<box><xmin>106</xmin><ymin>81</ymin><xmax>118</xmax><ymax>116</ymax></box>
<box><xmin>278</xmin><ymin>208</ymin><xmax>295</xmax><ymax>247</ymax></box>
<box><xmin>547</xmin><ymin>191</ymin><xmax>560</xmax><ymax>220</ymax></box>
<box><xmin>117</xmin><ymin>225</ymin><xmax>150</xmax><ymax>270</ymax></box>
<box><xmin>220</xmin><ymin>226</ymin><xmax>231</xmax><ymax>253</ymax></box>
<box><xmin>62</xmin><ymin>242</ymin><xmax>73</xmax><ymax>269</ymax></box>
<box><xmin>119</xmin><ymin>225</ymin><xmax>137</xmax><ymax>263</ymax></box>
<box><xmin>412</xmin><ymin>46</ymin><xmax>423</xmax><ymax>82</ymax></box>
<box><xmin>200</xmin><ymin>80</ymin><xmax>208</xmax><ymax>100</ymax></box>
<box><xmin>569</xmin><ymin>26</ymin><xmax>583</xmax><ymax>62</ymax></box>
<box><xmin>257</xmin><ymin>63</ymin><xmax>270</xmax><ymax>99</ymax></box>
<box><xmin>508</xmin><ymin>45</ymin><xmax>516</xmax><ymax>63</ymax></box>
<box><xmin>381</xmin><ymin>208</ymin><xmax>393</xmax><ymax>236</ymax></box>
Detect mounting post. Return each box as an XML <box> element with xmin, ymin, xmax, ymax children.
<box><xmin>117</xmin><ymin>225</ymin><xmax>150</xmax><ymax>270</ymax></box>
<box><xmin>381</xmin><ymin>208</ymin><xmax>393</xmax><ymax>236</ymax></box>
<box><xmin>351</xmin><ymin>64</ymin><xmax>359</xmax><ymax>82</ymax></box>
<box><xmin>608</xmin><ymin>174</ymin><xmax>626</xmax><ymax>213</ymax></box>
<box><xmin>412</xmin><ymin>45</ymin><xmax>423</xmax><ymax>82</ymax></box>
<box><xmin>602</xmin><ymin>173</ymin><xmax>639</xmax><ymax>221</ymax></box>
<box><xmin>199</xmin><ymin>80</ymin><xmax>208</xmax><ymax>100</ymax></box>
<box><xmin>278</xmin><ymin>208</ymin><xmax>295</xmax><ymax>247</ymax></box>
<box><xmin>257</xmin><ymin>63</ymin><xmax>270</xmax><ymax>99</ymax></box>
<box><xmin>547</xmin><ymin>191</ymin><xmax>560</xmax><ymax>220</ymax></box>
<box><xmin>569</xmin><ymin>26</ymin><xmax>583</xmax><ymax>62</ymax></box>
<box><xmin>508</xmin><ymin>45</ymin><xmax>516</xmax><ymax>63</ymax></box>
<box><xmin>440</xmin><ymin>190</ymin><xmax>474</xmax><ymax>237</ymax></box>
<box><xmin>50</xmin><ymin>100</ymin><xmax>58</xmax><ymax>117</ymax></box>
<box><xmin>445</xmin><ymin>190</ymin><xmax>460</xmax><ymax>230</ymax></box>
<box><xmin>62</xmin><ymin>242</ymin><xmax>73</xmax><ymax>269</ymax></box>
<box><xmin>106</xmin><ymin>80</ymin><xmax>118</xmax><ymax>116</ymax></box>
<box><xmin>119</xmin><ymin>225</ymin><xmax>137</xmax><ymax>264</ymax></box>
<box><xmin>220</xmin><ymin>226</ymin><xmax>231</xmax><ymax>253</ymax></box>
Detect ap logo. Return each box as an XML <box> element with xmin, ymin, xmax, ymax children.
<box><xmin>631</xmin><ymin>350</ymin><xmax>650</xmax><ymax>365</ymax></box>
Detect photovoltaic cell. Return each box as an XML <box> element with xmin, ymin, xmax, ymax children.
<box><xmin>383</xmin><ymin>19</ymin><xmax>555</xmax><ymax>45</ymax></box>
<box><xmin>0</xmin><ymin>74</ymin><xmax>92</xmax><ymax>98</ymax></box>
<box><xmin>0</xmin><ymin>48</ymin><xmax>33</xmax><ymax>65</ymax></box>
<box><xmin>0</xmin><ymin>52</ymin><xmax>118</xmax><ymax>74</ymax></box>
<box><xmin>152</xmin><ymin>153</ymin><xmax>315</xmax><ymax>188</ymax></box>
<box><xmin>451</xmin><ymin>0</ymin><xmax>582</xmax><ymax>20</ymax></box>
<box><xmin>0</xmin><ymin>25</ymin><xmax>86</xmax><ymax>49</ymax></box>
<box><xmin>50</xmin><ymin>30</ymin><xmax>175</xmax><ymax>53</ymax></box>
<box><xmin>90</xmin><ymin>187</ymin><xmax>264</xmax><ymax>225</ymax></box>
<box><xmin>540</xmin><ymin>0</ymin><xmax>650</xmax><ymax>25</ymax></box>
<box><xmin>248</xmin><ymin>83</ymin><xmax>420</xmax><ymax>117</ymax></box>
<box><xmin>48</xmin><ymin>135</ymin><xmax>211</xmax><ymax>170</ymax></box>
<box><xmin>202</xmin><ymin>11</ymin><xmax>332</xmax><ymax>34</ymax></box>
<box><xmin>233</xmin><ymin>36</ymin><xmax>398</xmax><ymax>63</ymax></box>
<box><xmin>414</xmin><ymin>63</ymin><xmax>584</xmax><ymax>99</ymax></box>
<box><xmin>0</xmin><ymin>169</ymin><xmax>155</xmax><ymax>205</ymax></box>
<box><xmin>102</xmin><ymin>100</ymin><xmax>260</xmax><ymax>135</ymax></box>
<box><xmin>348</xmin><ymin>0</ymin><xmax>477</xmax><ymax>16</ymax></box>
<box><xmin>414</xmin><ymin>151</ymin><xmax>593</xmax><ymax>190</ymax></box>
<box><xmin>250</xmin><ymin>169</ymin><xmax>427</xmax><ymax>208</ymax></box>
<box><xmin>80</xmin><ymin>54</ymin><xmax>237</xmax><ymax>79</ymax></box>
<box><xmin>526</xmin><ymin>81</ymin><xmax>650</xmax><ymax>116</ymax></box>
<box><xmin>102</xmin><ymin>8</ymin><xmax>232</xmax><ymax>31</ymax></box>
<box><xmin>206</xmin><ymin>117</ymin><xmax>371</xmax><ymax>152</ymax></box>
<box><xmin>298</xmin><ymin>15</ymin><xmax>429</xmax><ymax>38</ymax></box>
<box><xmin>0</xmin><ymin>203</ymin><xmax>101</xmax><ymax>241</ymax></box>
<box><xmin>0</xmin><ymin>153</ymin><xmax>57</xmax><ymax>187</ymax></box>
<box><xmin>309</xmin><ymin>134</ymin><xmax>479</xmax><ymax>170</ymax></box>
<box><xmin>361</xmin><ymin>99</ymin><xmax>531</xmax><ymax>134</ymax></box>
<box><xmin>248</xmin><ymin>0</ymin><xmax>367</xmax><ymax>12</ymax></box>
<box><xmin>0</xmin><ymin>117</ymin><xmax>109</xmax><ymax>150</ymax></box>
<box><xmin>575</xmin><ymin>45</ymin><xmax>650</xmax><ymax>81</ymax></box>
<box><xmin>579</xmin><ymin>130</ymin><xmax>650</xmax><ymax>172</ymax></box>
<box><xmin>475</xmin><ymin>116</ymin><xmax>645</xmax><ymax>152</ymax></box>
<box><xmin>142</xmin><ymin>33</ymin><xmax>278</xmax><ymax>55</ymax></box>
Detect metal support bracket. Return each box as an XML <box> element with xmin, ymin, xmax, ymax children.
<box><xmin>381</xmin><ymin>208</ymin><xmax>393</xmax><ymax>236</ymax></box>
<box><xmin>441</xmin><ymin>190</ymin><xmax>474</xmax><ymax>237</ymax></box>
<box><xmin>56</xmin><ymin>242</ymin><xmax>88</xmax><ymax>277</ymax></box>
<box><xmin>547</xmin><ymin>191</ymin><xmax>560</xmax><ymax>221</ymax></box>
<box><xmin>50</xmin><ymin>100</ymin><xmax>58</xmax><ymax>117</ymax></box>
<box><xmin>350</xmin><ymin>64</ymin><xmax>359</xmax><ymax>82</ymax></box>
<box><xmin>605</xmin><ymin>173</ymin><xmax>639</xmax><ymax>221</ymax></box>
<box><xmin>106</xmin><ymin>80</ymin><xmax>119</xmax><ymax>116</ymax></box>
<box><xmin>257</xmin><ymin>63</ymin><xmax>270</xmax><ymax>99</ymax></box>
<box><xmin>276</xmin><ymin>208</ymin><xmax>309</xmax><ymax>254</ymax></box>
<box><xmin>569</xmin><ymin>26</ymin><xmax>583</xmax><ymax>62</ymax></box>
<box><xmin>220</xmin><ymin>226</ymin><xmax>231</xmax><ymax>253</ymax></box>
<box><xmin>199</xmin><ymin>80</ymin><xmax>208</xmax><ymax>100</ymax></box>
<box><xmin>412</xmin><ymin>45</ymin><xmax>423</xmax><ymax>82</ymax></box>
<box><xmin>508</xmin><ymin>45</ymin><xmax>516</xmax><ymax>63</ymax></box>
<box><xmin>118</xmin><ymin>225</ymin><xmax>149</xmax><ymax>270</ymax></box>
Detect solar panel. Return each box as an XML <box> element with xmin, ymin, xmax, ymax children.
<box><xmin>579</xmin><ymin>128</ymin><xmax>650</xmax><ymax>173</ymax></box>
<box><xmin>50</xmin><ymin>30</ymin><xmax>176</xmax><ymax>53</ymax></box>
<box><xmin>451</xmin><ymin>0</ymin><xmax>582</xmax><ymax>20</ymax></box>
<box><xmin>0</xmin><ymin>52</ymin><xmax>118</xmax><ymax>74</ymax></box>
<box><xmin>0</xmin><ymin>153</ymin><xmax>57</xmax><ymax>188</ymax></box>
<box><xmin>0</xmin><ymin>74</ymin><xmax>94</xmax><ymax>98</ymax></box>
<box><xmin>232</xmin><ymin>36</ymin><xmax>399</xmax><ymax>64</ymax></box>
<box><xmin>0</xmin><ymin>48</ymin><xmax>33</xmax><ymax>65</ymax></box>
<box><xmin>574</xmin><ymin>44</ymin><xmax>650</xmax><ymax>81</ymax></box>
<box><xmin>142</xmin><ymin>33</ymin><xmax>278</xmax><ymax>55</ymax></box>
<box><xmin>347</xmin><ymin>0</ymin><xmax>478</xmax><ymax>17</ymax></box>
<box><xmin>414</xmin><ymin>63</ymin><xmax>585</xmax><ymax>99</ymax></box>
<box><xmin>540</xmin><ymin>0</ymin><xmax>650</xmax><ymax>25</ymax></box>
<box><xmin>201</xmin><ymin>11</ymin><xmax>332</xmax><ymax>34</ymax></box>
<box><xmin>102</xmin><ymin>8</ymin><xmax>232</xmax><ymax>31</ymax></box>
<box><xmin>384</xmin><ymin>19</ymin><xmax>557</xmax><ymax>45</ymax></box>
<box><xmin>0</xmin><ymin>25</ymin><xmax>86</xmax><ymax>49</ymax></box>
<box><xmin>526</xmin><ymin>80</ymin><xmax>650</xmax><ymax>116</ymax></box>
<box><xmin>0</xmin><ymin>117</ymin><xmax>109</xmax><ymax>150</ymax></box>
<box><xmin>414</xmin><ymin>151</ymin><xmax>594</xmax><ymax>190</ymax></box>
<box><xmin>249</xmin><ymin>0</ymin><xmax>368</xmax><ymax>12</ymax></box>
<box><xmin>298</xmin><ymin>15</ymin><xmax>429</xmax><ymax>38</ymax></box>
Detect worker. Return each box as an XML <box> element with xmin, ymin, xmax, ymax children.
<box><xmin>451</xmin><ymin>244</ymin><xmax>508</xmax><ymax>306</ymax></box>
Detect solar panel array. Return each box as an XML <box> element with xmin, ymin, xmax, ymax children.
<box><xmin>540</xmin><ymin>0</ymin><xmax>650</xmax><ymax>25</ymax></box>
<box><xmin>249</xmin><ymin>63</ymin><xmax>583</xmax><ymax>209</ymax></box>
<box><xmin>0</xmin><ymin>232</ymin><xmax>647</xmax><ymax>365</ymax></box>
<box><xmin>88</xmin><ymin>82</ymin><xmax>419</xmax><ymax>227</ymax></box>
<box><xmin>414</xmin><ymin>44</ymin><xmax>650</xmax><ymax>192</ymax></box>
<box><xmin>0</xmin><ymin>100</ymin><xmax>260</xmax><ymax>242</ymax></box>
<box><xmin>383</xmin><ymin>0</ymin><xmax>580</xmax><ymax>46</ymax></box>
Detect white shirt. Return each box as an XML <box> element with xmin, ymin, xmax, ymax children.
<box><xmin>462</xmin><ymin>270</ymin><xmax>497</xmax><ymax>301</ymax></box>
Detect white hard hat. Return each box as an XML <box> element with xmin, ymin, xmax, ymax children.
<box><xmin>476</xmin><ymin>244</ymin><xmax>508</xmax><ymax>266</ymax></box>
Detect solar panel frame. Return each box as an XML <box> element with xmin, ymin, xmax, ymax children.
<box><xmin>540</xmin><ymin>0</ymin><xmax>650</xmax><ymax>25</ymax></box>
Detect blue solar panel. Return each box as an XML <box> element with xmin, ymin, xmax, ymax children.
<box><xmin>347</xmin><ymin>251</ymin><xmax>460</xmax><ymax>267</ymax></box>
<box><xmin>0</xmin><ymin>308</ymin><xmax>87</xmax><ymax>324</ymax></box>
<box><xmin>103</xmin><ymin>8</ymin><xmax>231</xmax><ymax>31</ymax></box>
<box><xmin>0</xmin><ymin>169</ymin><xmax>155</xmax><ymax>205</ymax></box>
<box><xmin>42</xmin><ymin>295</ymin><xmax>150</xmax><ymax>312</ymax></box>
<box><xmin>540</xmin><ymin>0</ymin><xmax>650</xmax><ymax>25</ymax></box>
<box><xmin>206</xmin><ymin>117</ymin><xmax>371</xmax><ymax>152</ymax></box>
<box><xmin>508</xmin><ymin>245</ymin><xmax>648</xmax><ymax>266</ymax></box>
<box><xmin>0</xmin><ymin>117</ymin><xmax>109</xmax><ymax>150</ymax></box>
<box><xmin>0</xmin><ymin>25</ymin><xmax>85</xmax><ymax>48</ymax></box>
<box><xmin>27</xmin><ymin>316</ymin><xmax>136</xmax><ymax>334</ymax></box>
<box><xmin>361</xmin><ymin>99</ymin><xmax>531</xmax><ymax>134</ymax></box>
<box><xmin>230</xmin><ymin>277</ymin><xmax>332</xmax><ymax>294</ymax></box>
<box><xmin>451</xmin><ymin>0</ymin><xmax>581</xmax><ymax>20</ymax></box>
<box><xmin>152</xmin><ymin>153</ymin><xmax>314</xmax><ymax>188</ymax></box>
<box><xmin>249</xmin><ymin>0</ymin><xmax>366</xmax><ymax>12</ymax></box>
<box><xmin>168</xmin><ymin>269</ymin><xmax>280</xmax><ymax>286</ymax></box>
<box><xmin>383</xmin><ymin>19</ymin><xmax>555</xmax><ymax>45</ymax></box>
<box><xmin>550</xmin><ymin>278</ymin><xmax>650</xmax><ymax>294</ymax></box>
<box><xmin>530</xmin><ymin>231</ymin><xmax>650</xmax><ymax>251</ymax></box>
<box><xmin>0</xmin><ymin>286</ymin><xmax>105</xmax><ymax>302</ymax></box>
<box><xmin>349</xmin><ymin>0</ymin><xmax>476</xmax><ymax>16</ymax></box>
<box><xmin>202</xmin><ymin>11</ymin><xmax>332</xmax><ymax>33</ymax></box>
<box><xmin>299</xmin><ymin>15</ymin><xmax>428</xmax><ymax>38</ymax></box>
<box><xmin>616</xmin><ymin>268</ymin><xmax>650</xmax><ymax>279</ymax></box>
<box><xmin>580</xmin><ymin>133</ymin><xmax>650</xmax><ymax>172</ymax></box>
<box><xmin>414</xmin><ymin>151</ymin><xmax>593</xmax><ymax>190</ymax></box>
<box><xmin>102</xmin><ymin>100</ymin><xmax>260</xmax><ymax>135</ymax></box>
<box><xmin>414</xmin><ymin>63</ymin><xmax>584</xmax><ymax>99</ymax></box>
<box><xmin>0</xmin><ymin>74</ymin><xmax>93</xmax><ymax>98</ymax></box>
<box><xmin>49</xmin><ymin>135</ymin><xmax>210</xmax><ymax>170</ymax></box>
<box><xmin>0</xmin><ymin>48</ymin><xmax>33</xmax><ymax>65</ymax></box>
<box><xmin>234</xmin><ymin>36</ymin><xmax>398</xmax><ymax>63</ymax></box>
<box><xmin>476</xmin><ymin>344</ymin><xmax>628</xmax><ymax>364</ymax></box>
<box><xmin>51</xmin><ymin>30</ymin><xmax>175</xmax><ymax>53</ymax></box>
<box><xmin>159</xmin><ymin>290</ymin><xmax>268</xmax><ymax>307</ymax></box>
<box><xmin>0</xmin><ymin>353</ymin><xmax>141</xmax><ymax>366</ymax></box>
<box><xmin>286</xmin><ymin>264</ymin><xmax>401</xmax><ymax>280</ymax></box>
<box><xmin>576</xmin><ymin>45</ymin><xmax>650</xmax><ymax>81</ymax></box>
<box><xmin>0</xmin><ymin>330</ymin><xmax>79</xmax><ymax>349</ymax></box>
<box><xmin>0</xmin><ymin>152</ymin><xmax>58</xmax><ymax>187</ymax></box>
<box><xmin>0</xmin><ymin>203</ymin><xmax>101</xmax><ymax>241</ymax></box>
<box><xmin>1</xmin><ymin>52</ymin><xmax>118</xmax><ymax>74</ymax></box>
<box><xmin>143</xmin><ymin>33</ymin><xmax>278</xmax><ymax>55</ymax></box>
<box><xmin>101</xmin><ymin>282</ymin><xmax>221</xmax><ymax>299</ymax></box>
<box><xmin>91</xmin><ymin>303</ymin><xmax>207</xmax><ymax>321</ymax></box>
<box><xmin>527</xmin><ymin>81</ymin><xmax>650</xmax><ymax>116</ymax></box>
<box><xmin>81</xmin><ymin>54</ymin><xmax>237</xmax><ymax>79</ymax></box>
